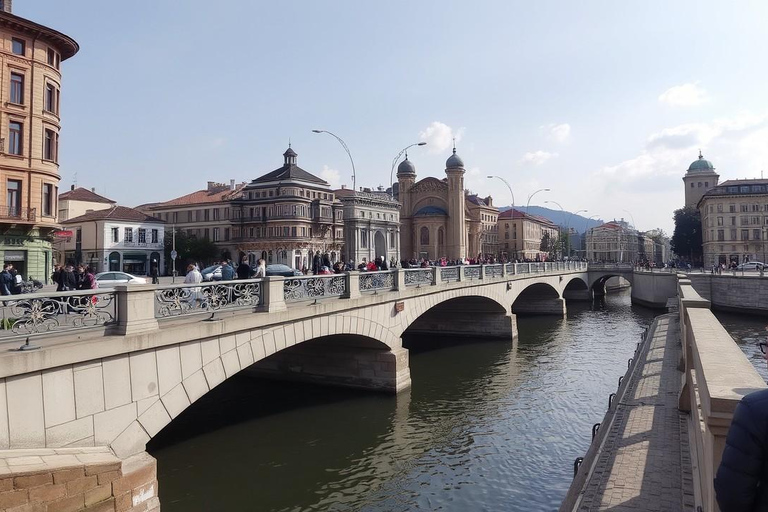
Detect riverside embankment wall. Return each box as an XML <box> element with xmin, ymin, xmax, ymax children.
<box><xmin>687</xmin><ymin>273</ymin><xmax>768</xmax><ymax>315</ymax></box>
<box><xmin>630</xmin><ymin>271</ymin><xmax>678</xmax><ymax>308</ymax></box>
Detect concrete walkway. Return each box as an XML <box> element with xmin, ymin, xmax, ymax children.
<box><xmin>574</xmin><ymin>314</ymin><xmax>695</xmax><ymax>511</ymax></box>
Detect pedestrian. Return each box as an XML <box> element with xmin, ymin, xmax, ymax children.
<box><xmin>62</xmin><ymin>265</ymin><xmax>77</xmax><ymax>291</ymax></box>
<box><xmin>150</xmin><ymin>260</ymin><xmax>159</xmax><ymax>284</ymax></box>
<box><xmin>184</xmin><ymin>263</ymin><xmax>203</xmax><ymax>306</ymax></box>
<box><xmin>236</xmin><ymin>259</ymin><xmax>253</xmax><ymax>280</ymax></box>
<box><xmin>715</xmin><ymin>326</ymin><xmax>768</xmax><ymax>511</ymax></box>
<box><xmin>253</xmin><ymin>259</ymin><xmax>266</xmax><ymax>278</ymax></box>
<box><xmin>220</xmin><ymin>259</ymin><xmax>235</xmax><ymax>281</ymax></box>
<box><xmin>78</xmin><ymin>266</ymin><xmax>97</xmax><ymax>290</ymax></box>
<box><xmin>51</xmin><ymin>264</ymin><xmax>61</xmax><ymax>288</ymax></box>
<box><xmin>0</xmin><ymin>265</ymin><xmax>12</xmax><ymax>296</ymax></box>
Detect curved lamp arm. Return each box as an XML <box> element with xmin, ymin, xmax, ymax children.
<box><xmin>313</xmin><ymin>129</ymin><xmax>356</xmax><ymax>191</ymax></box>
<box><xmin>487</xmin><ymin>175</ymin><xmax>515</xmax><ymax>207</ymax></box>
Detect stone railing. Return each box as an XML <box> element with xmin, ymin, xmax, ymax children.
<box><xmin>678</xmin><ymin>277</ymin><xmax>767</xmax><ymax>511</ymax></box>
<box><xmin>587</xmin><ymin>263</ymin><xmax>634</xmax><ymax>271</ymax></box>
<box><xmin>0</xmin><ymin>288</ymin><xmax>117</xmax><ymax>340</ymax></box>
<box><xmin>154</xmin><ymin>279</ymin><xmax>263</xmax><ymax>318</ymax></box>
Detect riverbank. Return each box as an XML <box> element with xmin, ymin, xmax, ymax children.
<box><xmin>561</xmin><ymin>313</ymin><xmax>695</xmax><ymax>511</ymax></box>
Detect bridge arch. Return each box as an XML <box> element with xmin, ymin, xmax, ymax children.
<box><xmin>404</xmin><ymin>294</ymin><xmax>514</xmax><ymax>341</ymax></box>
<box><xmin>589</xmin><ymin>272</ymin><xmax>633</xmax><ymax>296</ymax></box>
<box><xmin>512</xmin><ymin>281</ymin><xmax>565</xmax><ymax>315</ymax></box>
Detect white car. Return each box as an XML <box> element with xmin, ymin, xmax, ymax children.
<box><xmin>736</xmin><ymin>261</ymin><xmax>765</xmax><ymax>271</ymax></box>
<box><xmin>94</xmin><ymin>271</ymin><xmax>147</xmax><ymax>286</ymax></box>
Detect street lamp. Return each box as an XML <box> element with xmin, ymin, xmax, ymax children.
<box><xmin>545</xmin><ymin>200</ymin><xmax>565</xmax><ymax>259</ymax></box>
<box><xmin>527</xmin><ymin>188</ymin><xmax>550</xmax><ymax>213</ymax></box>
<box><xmin>390</xmin><ymin>142</ymin><xmax>427</xmax><ymax>197</ymax></box>
<box><xmin>486</xmin><ymin>176</ymin><xmax>515</xmax><ymax>207</ymax></box>
<box><xmin>312</xmin><ymin>129</ymin><xmax>357</xmax><ymax>192</ymax></box>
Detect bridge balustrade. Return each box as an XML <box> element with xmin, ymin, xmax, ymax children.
<box><xmin>0</xmin><ymin>289</ymin><xmax>117</xmax><ymax>339</ymax></box>
<box><xmin>359</xmin><ymin>270</ymin><xmax>397</xmax><ymax>293</ymax></box>
<box><xmin>440</xmin><ymin>267</ymin><xmax>460</xmax><ymax>282</ymax></box>
<box><xmin>283</xmin><ymin>274</ymin><xmax>347</xmax><ymax>302</ymax></box>
<box><xmin>464</xmin><ymin>265</ymin><xmax>481</xmax><ymax>280</ymax></box>
<box><xmin>154</xmin><ymin>279</ymin><xmax>263</xmax><ymax>318</ymax></box>
<box><xmin>485</xmin><ymin>264</ymin><xmax>503</xmax><ymax>278</ymax></box>
<box><xmin>403</xmin><ymin>268</ymin><xmax>434</xmax><ymax>287</ymax></box>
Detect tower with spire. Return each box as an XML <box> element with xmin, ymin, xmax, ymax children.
<box><xmin>683</xmin><ymin>151</ymin><xmax>719</xmax><ymax>208</ymax></box>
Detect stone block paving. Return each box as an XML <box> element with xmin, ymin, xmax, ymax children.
<box><xmin>577</xmin><ymin>314</ymin><xmax>695</xmax><ymax>511</ymax></box>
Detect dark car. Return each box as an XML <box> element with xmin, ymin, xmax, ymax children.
<box><xmin>265</xmin><ymin>264</ymin><xmax>303</xmax><ymax>277</ymax></box>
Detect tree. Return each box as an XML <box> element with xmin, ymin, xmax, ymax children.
<box><xmin>164</xmin><ymin>230</ymin><xmax>220</xmax><ymax>275</ymax></box>
<box><xmin>671</xmin><ymin>206</ymin><xmax>702</xmax><ymax>264</ymax></box>
<box><xmin>540</xmin><ymin>232</ymin><xmax>562</xmax><ymax>259</ymax></box>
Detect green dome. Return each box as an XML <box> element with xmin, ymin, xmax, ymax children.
<box><xmin>687</xmin><ymin>152</ymin><xmax>715</xmax><ymax>173</ymax></box>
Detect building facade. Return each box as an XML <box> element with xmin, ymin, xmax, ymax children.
<box><xmin>466</xmin><ymin>194</ymin><xmax>499</xmax><ymax>258</ymax></box>
<box><xmin>699</xmin><ymin>178</ymin><xmax>768</xmax><ymax>266</ymax></box>
<box><xmin>498</xmin><ymin>208</ymin><xmax>559</xmax><ymax>261</ymax></box>
<box><xmin>586</xmin><ymin>220</ymin><xmax>639</xmax><ymax>263</ymax></box>
<box><xmin>335</xmin><ymin>186</ymin><xmax>399</xmax><ymax>266</ymax></box>
<box><xmin>61</xmin><ymin>206</ymin><xmax>165</xmax><ymax>275</ymax></box>
<box><xmin>397</xmin><ymin>148</ymin><xmax>497</xmax><ymax>261</ymax></box>
<box><xmin>0</xmin><ymin>4</ymin><xmax>77</xmax><ymax>280</ymax></box>
<box><xmin>684</xmin><ymin>151</ymin><xmax>719</xmax><ymax>208</ymax></box>
<box><xmin>58</xmin><ymin>186</ymin><xmax>115</xmax><ymax>222</ymax></box>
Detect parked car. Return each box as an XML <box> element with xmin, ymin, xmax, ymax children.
<box><xmin>94</xmin><ymin>272</ymin><xmax>147</xmax><ymax>286</ymax></box>
<box><xmin>265</xmin><ymin>264</ymin><xmax>303</xmax><ymax>277</ymax></box>
<box><xmin>736</xmin><ymin>261</ymin><xmax>765</xmax><ymax>271</ymax></box>
<box><xmin>201</xmin><ymin>265</ymin><xmax>222</xmax><ymax>282</ymax></box>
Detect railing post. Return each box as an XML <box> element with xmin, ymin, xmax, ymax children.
<box><xmin>115</xmin><ymin>284</ymin><xmax>159</xmax><ymax>335</ymax></box>
<box><xmin>480</xmin><ymin>265</ymin><xmax>487</xmax><ymax>280</ymax></box>
<box><xmin>457</xmin><ymin>266</ymin><xmax>466</xmax><ymax>282</ymax></box>
<box><xmin>261</xmin><ymin>276</ymin><xmax>287</xmax><ymax>312</ymax></box>
<box><xmin>395</xmin><ymin>269</ymin><xmax>406</xmax><ymax>290</ymax></box>
<box><xmin>432</xmin><ymin>267</ymin><xmax>441</xmax><ymax>285</ymax></box>
<box><xmin>501</xmin><ymin>264</ymin><xmax>508</xmax><ymax>277</ymax></box>
<box><xmin>528</xmin><ymin>263</ymin><xmax>532</xmax><ymax>273</ymax></box>
<box><xmin>345</xmin><ymin>271</ymin><xmax>361</xmax><ymax>299</ymax></box>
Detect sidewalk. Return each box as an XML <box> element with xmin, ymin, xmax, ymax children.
<box><xmin>572</xmin><ymin>314</ymin><xmax>694</xmax><ymax>511</ymax></box>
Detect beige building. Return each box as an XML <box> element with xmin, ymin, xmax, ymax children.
<box><xmin>466</xmin><ymin>194</ymin><xmax>499</xmax><ymax>258</ymax></box>
<box><xmin>397</xmin><ymin>148</ymin><xmax>498</xmax><ymax>261</ymax></box>
<box><xmin>498</xmin><ymin>208</ymin><xmax>559</xmax><ymax>261</ymax></box>
<box><xmin>335</xmin><ymin>185</ymin><xmax>399</xmax><ymax>266</ymax></box>
<box><xmin>58</xmin><ymin>186</ymin><xmax>116</xmax><ymax>222</ymax></box>
<box><xmin>699</xmin><ymin>178</ymin><xmax>768</xmax><ymax>266</ymax></box>
<box><xmin>684</xmin><ymin>151</ymin><xmax>719</xmax><ymax>208</ymax></box>
<box><xmin>0</xmin><ymin>3</ymin><xmax>78</xmax><ymax>280</ymax></box>
<box><xmin>586</xmin><ymin>220</ymin><xmax>639</xmax><ymax>263</ymax></box>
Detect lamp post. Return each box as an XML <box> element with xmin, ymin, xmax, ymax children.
<box><xmin>526</xmin><ymin>188</ymin><xmax>550</xmax><ymax>213</ymax></box>
<box><xmin>486</xmin><ymin>175</ymin><xmax>515</xmax><ymax>207</ymax></box>
<box><xmin>487</xmin><ymin>176</ymin><xmax>516</xmax><ymax>259</ymax></box>
<box><xmin>312</xmin><ymin>130</ymin><xmax>356</xmax><ymax>192</ymax></box>
<box><xmin>390</xmin><ymin>142</ymin><xmax>427</xmax><ymax>197</ymax></box>
<box><xmin>545</xmin><ymin>200</ymin><xmax>565</xmax><ymax>260</ymax></box>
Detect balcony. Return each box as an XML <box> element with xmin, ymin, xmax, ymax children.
<box><xmin>0</xmin><ymin>206</ymin><xmax>36</xmax><ymax>223</ymax></box>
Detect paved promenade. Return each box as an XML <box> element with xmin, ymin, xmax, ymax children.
<box><xmin>573</xmin><ymin>314</ymin><xmax>695</xmax><ymax>511</ymax></box>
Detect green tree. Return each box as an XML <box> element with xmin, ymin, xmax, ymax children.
<box><xmin>671</xmin><ymin>206</ymin><xmax>702</xmax><ymax>264</ymax></box>
<box><xmin>540</xmin><ymin>232</ymin><xmax>563</xmax><ymax>259</ymax></box>
<box><xmin>164</xmin><ymin>230</ymin><xmax>220</xmax><ymax>275</ymax></box>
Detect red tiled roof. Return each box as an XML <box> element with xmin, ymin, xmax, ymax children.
<box><xmin>62</xmin><ymin>206</ymin><xmax>164</xmax><ymax>224</ymax></box>
<box><xmin>58</xmin><ymin>187</ymin><xmax>115</xmax><ymax>204</ymax></box>
<box><xmin>149</xmin><ymin>184</ymin><xmax>245</xmax><ymax>208</ymax></box>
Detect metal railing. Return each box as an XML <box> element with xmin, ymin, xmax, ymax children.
<box><xmin>485</xmin><ymin>264</ymin><xmax>503</xmax><ymax>278</ymax></box>
<box><xmin>403</xmin><ymin>268</ymin><xmax>433</xmax><ymax>287</ymax></box>
<box><xmin>440</xmin><ymin>267</ymin><xmax>459</xmax><ymax>282</ymax></box>
<box><xmin>359</xmin><ymin>271</ymin><xmax>396</xmax><ymax>293</ymax></box>
<box><xmin>0</xmin><ymin>206</ymin><xmax>36</xmax><ymax>222</ymax></box>
<box><xmin>154</xmin><ymin>279</ymin><xmax>262</xmax><ymax>318</ymax></box>
<box><xmin>284</xmin><ymin>275</ymin><xmax>346</xmax><ymax>302</ymax></box>
<box><xmin>464</xmin><ymin>265</ymin><xmax>481</xmax><ymax>280</ymax></box>
<box><xmin>0</xmin><ymin>289</ymin><xmax>117</xmax><ymax>339</ymax></box>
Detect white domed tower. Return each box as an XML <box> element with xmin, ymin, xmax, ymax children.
<box><xmin>683</xmin><ymin>151</ymin><xmax>719</xmax><ymax>207</ymax></box>
<box><xmin>445</xmin><ymin>147</ymin><xmax>467</xmax><ymax>259</ymax></box>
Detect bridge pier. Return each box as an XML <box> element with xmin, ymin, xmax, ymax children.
<box><xmin>513</xmin><ymin>297</ymin><xmax>566</xmax><ymax>316</ymax></box>
<box><xmin>563</xmin><ymin>289</ymin><xmax>592</xmax><ymax>302</ymax></box>
<box><xmin>244</xmin><ymin>340</ymin><xmax>411</xmax><ymax>394</ymax></box>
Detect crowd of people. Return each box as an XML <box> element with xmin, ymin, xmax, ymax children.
<box><xmin>50</xmin><ymin>264</ymin><xmax>97</xmax><ymax>293</ymax></box>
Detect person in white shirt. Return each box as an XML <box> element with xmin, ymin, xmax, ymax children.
<box><xmin>254</xmin><ymin>259</ymin><xmax>266</xmax><ymax>278</ymax></box>
<box><xmin>184</xmin><ymin>263</ymin><xmax>203</xmax><ymax>306</ymax></box>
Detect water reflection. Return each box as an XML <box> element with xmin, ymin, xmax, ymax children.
<box><xmin>150</xmin><ymin>290</ymin><xmax>655</xmax><ymax>512</ymax></box>
<box><xmin>714</xmin><ymin>310</ymin><xmax>768</xmax><ymax>381</ymax></box>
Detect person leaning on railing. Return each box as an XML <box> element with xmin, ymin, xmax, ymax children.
<box><xmin>715</xmin><ymin>334</ymin><xmax>768</xmax><ymax>511</ymax></box>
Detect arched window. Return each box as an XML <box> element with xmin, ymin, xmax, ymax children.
<box><xmin>438</xmin><ymin>228</ymin><xmax>444</xmax><ymax>245</ymax></box>
<box><xmin>420</xmin><ymin>226</ymin><xmax>429</xmax><ymax>245</ymax></box>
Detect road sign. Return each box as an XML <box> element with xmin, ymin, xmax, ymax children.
<box><xmin>171</xmin><ymin>250</ymin><xmax>178</xmax><ymax>260</ymax></box>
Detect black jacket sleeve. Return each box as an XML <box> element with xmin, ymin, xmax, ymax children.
<box><xmin>715</xmin><ymin>391</ymin><xmax>768</xmax><ymax>511</ymax></box>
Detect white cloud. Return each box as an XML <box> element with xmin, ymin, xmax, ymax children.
<box><xmin>320</xmin><ymin>165</ymin><xmax>341</xmax><ymax>189</ymax></box>
<box><xmin>541</xmin><ymin>123</ymin><xmax>571</xmax><ymax>142</ymax></box>
<box><xmin>519</xmin><ymin>150</ymin><xmax>558</xmax><ymax>166</ymax></box>
<box><xmin>419</xmin><ymin>121</ymin><xmax>465</xmax><ymax>154</ymax></box>
<box><xmin>658</xmin><ymin>82</ymin><xmax>710</xmax><ymax>107</ymax></box>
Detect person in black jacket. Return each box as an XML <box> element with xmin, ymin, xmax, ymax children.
<box><xmin>236</xmin><ymin>259</ymin><xmax>252</xmax><ymax>280</ymax></box>
<box><xmin>714</xmin><ymin>337</ymin><xmax>768</xmax><ymax>511</ymax></box>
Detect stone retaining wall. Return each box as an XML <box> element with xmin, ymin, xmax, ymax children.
<box><xmin>0</xmin><ymin>448</ymin><xmax>158</xmax><ymax>512</ymax></box>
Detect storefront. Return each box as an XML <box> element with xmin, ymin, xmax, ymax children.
<box><xmin>123</xmin><ymin>253</ymin><xmax>147</xmax><ymax>275</ymax></box>
<box><xmin>4</xmin><ymin>250</ymin><xmax>25</xmax><ymax>277</ymax></box>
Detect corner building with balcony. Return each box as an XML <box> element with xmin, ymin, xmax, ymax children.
<box><xmin>335</xmin><ymin>186</ymin><xmax>400</xmax><ymax>266</ymax></box>
<box><xmin>230</xmin><ymin>146</ymin><xmax>343</xmax><ymax>269</ymax></box>
<box><xmin>0</xmin><ymin>2</ymin><xmax>77</xmax><ymax>280</ymax></box>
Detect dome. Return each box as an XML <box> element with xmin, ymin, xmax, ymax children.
<box><xmin>446</xmin><ymin>148</ymin><xmax>464</xmax><ymax>169</ymax></box>
<box><xmin>397</xmin><ymin>157</ymin><xmax>416</xmax><ymax>177</ymax></box>
<box><xmin>283</xmin><ymin>147</ymin><xmax>297</xmax><ymax>158</ymax></box>
<box><xmin>687</xmin><ymin>152</ymin><xmax>715</xmax><ymax>173</ymax></box>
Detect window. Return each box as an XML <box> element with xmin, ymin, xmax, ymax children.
<box><xmin>151</xmin><ymin>229</ymin><xmax>158</xmax><ymax>243</ymax></box>
<box><xmin>731</xmin><ymin>217</ymin><xmax>737</xmax><ymax>226</ymax></box>
<box><xmin>741</xmin><ymin>204</ymin><xmax>749</xmax><ymax>212</ymax></box>
<box><xmin>717</xmin><ymin>230</ymin><xmax>724</xmax><ymax>241</ymax></box>
<box><xmin>753</xmin><ymin>204</ymin><xmax>761</xmax><ymax>212</ymax></box>
<box><xmin>753</xmin><ymin>216</ymin><xmax>761</xmax><ymax>225</ymax></box>
<box><xmin>11</xmin><ymin>38</ymin><xmax>25</xmax><ymax>56</ymax></box>
<box><xmin>44</xmin><ymin>84</ymin><xmax>59</xmax><ymax>114</ymax></box>
<box><xmin>730</xmin><ymin>229</ymin><xmax>737</xmax><ymax>240</ymax></box>
<box><xmin>698</xmin><ymin>182</ymin><xmax>702</xmax><ymax>188</ymax></box>
<box><xmin>213</xmin><ymin>228</ymin><xmax>219</xmax><ymax>241</ymax></box>
<box><xmin>420</xmin><ymin>226</ymin><xmax>430</xmax><ymax>245</ymax></box>
<box><xmin>360</xmin><ymin>229</ymin><xmax>368</xmax><ymax>248</ymax></box>
<box><xmin>10</xmin><ymin>73</ymin><xmax>23</xmax><ymax>104</ymax></box>
<box><xmin>42</xmin><ymin>183</ymin><xmax>53</xmax><ymax>216</ymax></box>
<box><xmin>172</xmin><ymin>212</ymin><xmax>177</xmax><ymax>223</ymax></box>
<box><xmin>717</xmin><ymin>217</ymin><xmax>723</xmax><ymax>226</ymax></box>
<box><xmin>213</xmin><ymin>208</ymin><xmax>219</xmax><ymax>220</ymax></box>
<box><xmin>8</xmin><ymin>121</ymin><xmax>22</xmax><ymax>155</ymax></box>
<box><xmin>705</xmin><ymin>182</ymin><xmax>709</xmax><ymax>187</ymax></box>
<box><xmin>111</xmin><ymin>228</ymin><xmax>119</xmax><ymax>242</ymax></box>
<box><xmin>741</xmin><ymin>229</ymin><xmax>750</xmax><ymax>241</ymax></box>
<box><xmin>204</xmin><ymin>209</ymin><xmax>210</xmax><ymax>221</ymax></box>
<box><xmin>690</xmin><ymin>183</ymin><xmax>694</xmax><ymax>188</ymax></box>
<box><xmin>6</xmin><ymin>179</ymin><xmax>21</xmax><ymax>215</ymax></box>
<box><xmin>224</xmin><ymin>228</ymin><xmax>229</xmax><ymax>241</ymax></box>
<box><xmin>729</xmin><ymin>204</ymin><xmax>736</xmax><ymax>213</ymax></box>
<box><xmin>754</xmin><ymin>229</ymin><xmax>761</xmax><ymax>240</ymax></box>
<box><xmin>204</xmin><ymin>228</ymin><xmax>209</xmax><ymax>240</ymax></box>
<box><xmin>124</xmin><ymin>228</ymin><xmax>133</xmax><ymax>242</ymax></box>
<box><xmin>47</xmin><ymin>48</ymin><xmax>60</xmax><ymax>69</ymax></box>
<box><xmin>43</xmin><ymin>129</ymin><xmax>58</xmax><ymax>162</ymax></box>
<box><xmin>138</xmin><ymin>228</ymin><xmax>146</xmax><ymax>243</ymax></box>
<box><xmin>187</xmin><ymin>211</ymin><xmax>193</xmax><ymax>222</ymax></box>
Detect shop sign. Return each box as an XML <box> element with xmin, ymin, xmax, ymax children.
<box><xmin>4</xmin><ymin>250</ymin><xmax>25</xmax><ymax>261</ymax></box>
<box><xmin>1</xmin><ymin>237</ymin><xmax>28</xmax><ymax>247</ymax></box>
<box><xmin>54</xmin><ymin>230</ymin><xmax>74</xmax><ymax>238</ymax></box>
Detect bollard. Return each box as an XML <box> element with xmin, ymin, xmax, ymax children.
<box><xmin>608</xmin><ymin>392</ymin><xmax>616</xmax><ymax>409</ymax></box>
<box><xmin>573</xmin><ymin>457</ymin><xmax>584</xmax><ymax>478</ymax></box>
<box><xmin>591</xmin><ymin>423</ymin><xmax>600</xmax><ymax>440</ymax></box>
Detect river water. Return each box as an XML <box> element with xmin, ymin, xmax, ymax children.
<box><xmin>149</xmin><ymin>290</ymin><xmax>656</xmax><ymax>511</ymax></box>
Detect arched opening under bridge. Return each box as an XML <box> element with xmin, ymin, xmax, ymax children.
<box><xmin>590</xmin><ymin>274</ymin><xmax>632</xmax><ymax>298</ymax></box>
<box><xmin>562</xmin><ymin>277</ymin><xmax>592</xmax><ymax>302</ymax></box>
<box><xmin>512</xmin><ymin>282</ymin><xmax>565</xmax><ymax>316</ymax></box>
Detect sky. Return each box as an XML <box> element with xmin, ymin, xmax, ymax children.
<box><xmin>21</xmin><ymin>1</ymin><xmax>768</xmax><ymax>235</ymax></box>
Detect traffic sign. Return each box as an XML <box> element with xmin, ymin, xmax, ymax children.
<box><xmin>171</xmin><ymin>250</ymin><xmax>178</xmax><ymax>260</ymax></box>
